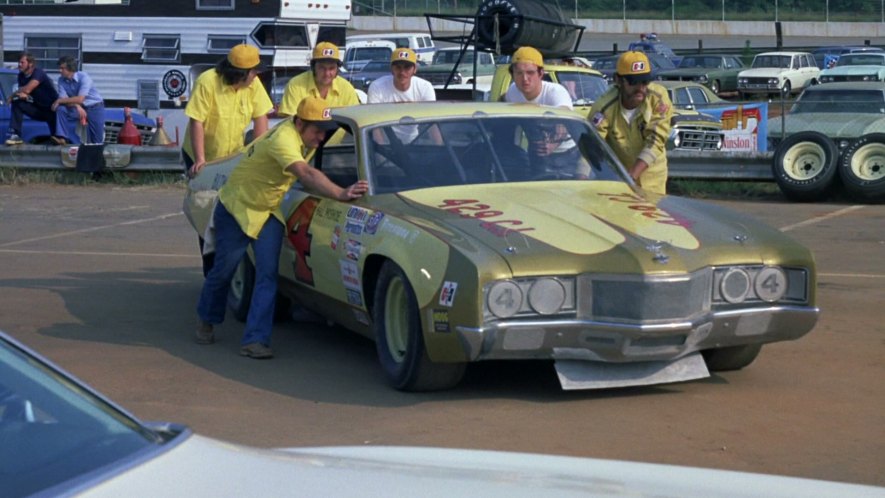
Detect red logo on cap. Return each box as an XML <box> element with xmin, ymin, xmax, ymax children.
<box><xmin>398</xmin><ymin>51</ymin><xmax>410</xmax><ymax>59</ymax></box>
<box><xmin>631</xmin><ymin>61</ymin><xmax>647</xmax><ymax>72</ymax></box>
<box><xmin>322</xmin><ymin>108</ymin><xmax>331</xmax><ymax>119</ymax></box>
<box><xmin>322</xmin><ymin>48</ymin><xmax>335</xmax><ymax>56</ymax></box>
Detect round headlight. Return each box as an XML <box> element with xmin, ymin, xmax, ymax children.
<box><xmin>527</xmin><ymin>278</ymin><xmax>566</xmax><ymax>315</ymax></box>
<box><xmin>697</xmin><ymin>75</ymin><xmax>708</xmax><ymax>83</ymax></box>
<box><xmin>487</xmin><ymin>281</ymin><xmax>523</xmax><ymax>318</ymax></box>
<box><xmin>754</xmin><ymin>266</ymin><xmax>788</xmax><ymax>302</ymax></box>
<box><xmin>721</xmin><ymin>268</ymin><xmax>751</xmax><ymax>303</ymax></box>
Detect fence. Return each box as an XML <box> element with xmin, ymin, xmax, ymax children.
<box><xmin>353</xmin><ymin>0</ymin><xmax>885</xmax><ymax>22</ymax></box>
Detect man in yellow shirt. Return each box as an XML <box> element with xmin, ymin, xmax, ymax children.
<box><xmin>588</xmin><ymin>51</ymin><xmax>673</xmax><ymax>194</ymax></box>
<box><xmin>183</xmin><ymin>44</ymin><xmax>273</xmax><ymax>177</ymax></box>
<box><xmin>195</xmin><ymin>97</ymin><xmax>368</xmax><ymax>359</ymax></box>
<box><xmin>277</xmin><ymin>42</ymin><xmax>360</xmax><ymax>117</ymax></box>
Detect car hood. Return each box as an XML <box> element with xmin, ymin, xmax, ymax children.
<box><xmin>740</xmin><ymin>68</ymin><xmax>785</xmax><ymax>77</ymax></box>
<box><xmin>393</xmin><ymin>182</ymin><xmax>803</xmax><ymax>274</ymax></box>
<box><xmin>769</xmin><ymin>113</ymin><xmax>885</xmax><ymax>137</ymax></box>
<box><xmin>660</xmin><ymin>68</ymin><xmax>715</xmax><ymax>77</ymax></box>
<box><xmin>79</xmin><ymin>435</ymin><xmax>881</xmax><ymax>497</ymax></box>
<box><xmin>821</xmin><ymin>65</ymin><xmax>885</xmax><ymax>76</ymax></box>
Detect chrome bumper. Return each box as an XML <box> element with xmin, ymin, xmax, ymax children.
<box><xmin>455</xmin><ymin>305</ymin><xmax>819</xmax><ymax>362</ymax></box>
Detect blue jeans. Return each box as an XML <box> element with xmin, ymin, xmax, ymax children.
<box><xmin>196</xmin><ymin>202</ymin><xmax>284</xmax><ymax>347</ymax></box>
<box><xmin>56</xmin><ymin>103</ymin><xmax>105</xmax><ymax>144</ymax></box>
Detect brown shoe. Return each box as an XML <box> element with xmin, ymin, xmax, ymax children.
<box><xmin>240</xmin><ymin>342</ymin><xmax>273</xmax><ymax>359</ymax></box>
<box><xmin>194</xmin><ymin>322</ymin><xmax>214</xmax><ymax>345</ymax></box>
<box><xmin>50</xmin><ymin>136</ymin><xmax>68</xmax><ymax>146</ymax></box>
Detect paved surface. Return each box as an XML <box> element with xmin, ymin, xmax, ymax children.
<box><xmin>0</xmin><ymin>184</ymin><xmax>883</xmax><ymax>487</ymax></box>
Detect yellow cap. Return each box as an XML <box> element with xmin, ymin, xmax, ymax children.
<box><xmin>616</xmin><ymin>51</ymin><xmax>652</xmax><ymax>81</ymax></box>
<box><xmin>296</xmin><ymin>96</ymin><xmax>337</xmax><ymax>130</ymax></box>
<box><xmin>227</xmin><ymin>44</ymin><xmax>261</xmax><ymax>70</ymax></box>
<box><xmin>312</xmin><ymin>42</ymin><xmax>341</xmax><ymax>64</ymax></box>
<box><xmin>391</xmin><ymin>48</ymin><xmax>417</xmax><ymax>65</ymax></box>
<box><xmin>511</xmin><ymin>46</ymin><xmax>544</xmax><ymax>69</ymax></box>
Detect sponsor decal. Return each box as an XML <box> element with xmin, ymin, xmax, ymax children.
<box><xmin>162</xmin><ymin>69</ymin><xmax>187</xmax><ymax>98</ymax></box>
<box><xmin>380</xmin><ymin>221</ymin><xmax>418</xmax><ymax>242</ymax></box>
<box><xmin>439</xmin><ymin>281</ymin><xmax>458</xmax><ymax>307</ymax></box>
<box><xmin>655</xmin><ymin>102</ymin><xmax>670</xmax><ymax>114</ymax></box>
<box><xmin>631</xmin><ymin>61</ymin><xmax>647</xmax><ymax>72</ymax></box>
<box><xmin>365</xmin><ymin>211</ymin><xmax>385</xmax><ymax>235</ymax></box>
<box><xmin>344</xmin><ymin>221</ymin><xmax>363</xmax><ymax>235</ymax></box>
<box><xmin>330</xmin><ymin>224</ymin><xmax>341</xmax><ymax>250</ymax></box>
<box><xmin>339</xmin><ymin>259</ymin><xmax>361</xmax><ymax>291</ymax></box>
<box><xmin>318</xmin><ymin>205</ymin><xmax>344</xmax><ymax>221</ymax></box>
<box><xmin>599</xmin><ymin>192</ymin><xmax>693</xmax><ymax>228</ymax></box>
<box><xmin>322</xmin><ymin>108</ymin><xmax>331</xmax><ymax>119</ymax></box>
<box><xmin>438</xmin><ymin>199</ymin><xmax>536</xmax><ymax>237</ymax></box>
<box><xmin>432</xmin><ymin>309</ymin><xmax>450</xmax><ymax>332</ymax></box>
<box><xmin>286</xmin><ymin>197</ymin><xmax>320</xmax><ymax>286</ymax></box>
<box><xmin>322</xmin><ymin>48</ymin><xmax>335</xmax><ymax>56</ymax></box>
<box><xmin>346</xmin><ymin>289</ymin><xmax>363</xmax><ymax>306</ymax></box>
<box><xmin>345</xmin><ymin>238</ymin><xmax>362</xmax><ymax>260</ymax></box>
<box><xmin>346</xmin><ymin>206</ymin><xmax>370</xmax><ymax>223</ymax></box>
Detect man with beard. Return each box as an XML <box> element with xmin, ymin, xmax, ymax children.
<box><xmin>588</xmin><ymin>51</ymin><xmax>672</xmax><ymax>194</ymax></box>
<box><xmin>5</xmin><ymin>52</ymin><xmax>59</xmax><ymax>146</ymax></box>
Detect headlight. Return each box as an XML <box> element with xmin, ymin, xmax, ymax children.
<box><xmin>712</xmin><ymin>265</ymin><xmax>804</xmax><ymax>305</ymax></box>
<box><xmin>485</xmin><ymin>277</ymin><xmax>575</xmax><ymax>319</ymax></box>
<box><xmin>719</xmin><ymin>268</ymin><xmax>751</xmax><ymax>303</ymax></box>
<box><xmin>821</xmin><ymin>76</ymin><xmax>833</xmax><ymax>82</ymax></box>
<box><xmin>696</xmin><ymin>75</ymin><xmax>708</xmax><ymax>83</ymax></box>
<box><xmin>862</xmin><ymin>75</ymin><xmax>873</xmax><ymax>81</ymax></box>
<box><xmin>453</xmin><ymin>72</ymin><xmax>463</xmax><ymax>84</ymax></box>
<box><xmin>768</xmin><ymin>78</ymin><xmax>780</xmax><ymax>85</ymax></box>
<box><xmin>672</xmin><ymin>132</ymin><xmax>682</xmax><ymax>148</ymax></box>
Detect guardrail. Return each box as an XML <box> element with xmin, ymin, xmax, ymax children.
<box><xmin>0</xmin><ymin>143</ymin><xmax>773</xmax><ymax>181</ymax></box>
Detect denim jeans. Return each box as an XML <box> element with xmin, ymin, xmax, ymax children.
<box><xmin>56</xmin><ymin>103</ymin><xmax>105</xmax><ymax>144</ymax></box>
<box><xmin>196</xmin><ymin>202</ymin><xmax>284</xmax><ymax>347</ymax></box>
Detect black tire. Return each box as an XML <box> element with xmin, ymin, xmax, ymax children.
<box><xmin>702</xmin><ymin>344</ymin><xmax>762</xmax><ymax>372</ymax></box>
<box><xmin>838</xmin><ymin>133</ymin><xmax>885</xmax><ymax>203</ymax></box>
<box><xmin>227</xmin><ymin>256</ymin><xmax>254</xmax><ymax>323</ymax></box>
<box><xmin>710</xmin><ymin>79</ymin><xmax>720</xmax><ymax>95</ymax></box>
<box><xmin>781</xmin><ymin>80</ymin><xmax>791</xmax><ymax>97</ymax></box>
<box><xmin>197</xmin><ymin>236</ymin><xmax>215</xmax><ymax>278</ymax></box>
<box><xmin>372</xmin><ymin>261</ymin><xmax>465</xmax><ymax>391</ymax></box>
<box><xmin>772</xmin><ymin>131</ymin><xmax>839</xmax><ymax>202</ymax></box>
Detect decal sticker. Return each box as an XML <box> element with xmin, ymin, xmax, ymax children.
<box><xmin>432</xmin><ymin>309</ymin><xmax>450</xmax><ymax>332</ymax></box>
<box><xmin>162</xmin><ymin>69</ymin><xmax>187</xmax><ymax>98</ymax></box>
<box><xmin>591</xmin><ymin>112</ymin><xmax>605</xmax><ymax>127</ymax></box>
<box><xmin>286</xmin><ymin>197</ymin><xmax>321</xmax><ymax>286</ymax></box>
<box><xmin>353</xmin><ymin>309</ymin><xmax>371</xmax><ymax>325</ymax></box>
<box><xmin>599</xmin><ymin>192</ymin><xmax>693</xmax><ymax>228</ymax></box>
<box><xmin>380</xmin><ymin>222</ymin><xmax>418</xmax><ymax>243</ymax></box>
<box><xmin>439</xmin><ymin>281</ymin><xmax>458</xmax><ymax>307</ymax></box>
<box><xmin>365</xmin><ymin>211</ymin><xmax>385</xmax><ymax>235</ymax></box>
<box><xmin>318</xmin><ymin>205</ymin><xmax>344</xmax><ymax>221</ymax></box>
<box><xmin>655</xmin><ymin>102</ymin><xmax>670</xmax><ymax>114</ymax></box>
<box><xmin>339</xmin><ymin>259</ymin><xmax>361</xmax><ymax>291</ymax></box>
<box><xmin>344</xmin><ymin>221</ymin><xmax>363</xmax><ymax>235</ymax></box>
<box><xmin>330</xmin><ymin>224</ymin><xmax>341</xmax><ymax>250</ymax></box>
<box><xmin>345</xmin><ymin>238</ymin><xmax>362</xmax><ymax>260</ymax></box>
<box><xmin>346</xmin><ymin>289</ymin><xmax>363</xmax><ymax>307</ymax></box>
<box><xmin>346</xmin><ymin>206</ymin><xmax>369</xmax><ymax>223</ymax></box>
<box><xmin>438</xmin><ymin>199</ymin><xmax>536</xmax><ymax>236</ymax></box>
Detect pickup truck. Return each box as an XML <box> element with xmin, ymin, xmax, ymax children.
<box><xmin>0</xmin><ymin>68</ymin><xmax>156</xmax><ymax>144</ymax></box>
<box><xmin>420</xmin><ymin>47</ymin><xmax>497</xmax><ymax>89</ymax></box>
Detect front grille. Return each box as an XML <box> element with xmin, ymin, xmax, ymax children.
<box><xmin>424</xmin><ymin>72</ymin><xmax>461</xmax><ymax>86</ymax></box>
<box><xmin>104</xmin><ymin>122</ymin><xmax>155</xmax><ymax>145</ymax></box>
<box><xmin>675</xmin><ymin>127</ymin><xmax>724</xmax><ymax>150</ymax></box>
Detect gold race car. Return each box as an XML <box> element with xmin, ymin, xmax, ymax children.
<box><xmin>184</xmin><ymin>103</ymin><xmax>819</xmax><ymax>392</ymax></box>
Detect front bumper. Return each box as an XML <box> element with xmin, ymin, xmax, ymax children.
<box><xmin>456</xmin><ymin>305</ymin><xmax>819</xmax><ymax>362</ymax></box>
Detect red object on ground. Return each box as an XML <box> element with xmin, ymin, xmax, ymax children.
<box><xmin>117</xmin><ymin>107</ymin><xmax>142</xmax><ymax>145</ymax></box>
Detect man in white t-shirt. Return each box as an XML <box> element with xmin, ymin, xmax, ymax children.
<box><xmin>367</xmin><ymin>48</ymin><xmax>437</xmax><ymax>144</ymax></box>
<box><xmin>504</xmin><ymin>46</ymin><xmax>589</xmax><ymax>179</ymax></box>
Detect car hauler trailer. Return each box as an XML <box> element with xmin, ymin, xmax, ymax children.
<box><xmin>0</xmin><ymin>0</ymin><xmax>351</xmax><ymax>109</ymax></box>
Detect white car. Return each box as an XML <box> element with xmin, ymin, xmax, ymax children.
<box><xmin>738</xmin><ymin>51</ymin><xmax>821</xmax><ymax>97</ymax></box>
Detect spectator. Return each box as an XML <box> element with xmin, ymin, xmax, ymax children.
<box><xmin>183</xmin><ymin>44</ymin><xmax>272</xmax><ymax>177</ymax></box>
<box><xmin>52</xmin><ymin>56</ymin><xmax>104</xmax><ymax>145</ymax></box>
<box><xmin>588</xmin><ymin>51</ymin><xmax>673</xmax><ymax>194</ymax></box>
<box><xmin>5</xmin><ymin>52</ymin><xmax>59</xmax><ymax>146</ymax></box>
<box><xmin>367</xmin><ymin>48</ymin><xmax>437</xmax><ymax>144</ymax></box>
<box><xmin>278</xmin><ymin>42</ymin><xmax>359</xmax><ymax>117</ymax></box>
<box><xmin>194</xmin><ymin>96</ymin><xmax>368</xmax><ymax>359</ymax></box>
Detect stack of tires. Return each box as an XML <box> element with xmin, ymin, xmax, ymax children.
<box><xmin>772</xmin><ymin>132</ymin><xmax>885</xmax><ymax>202</ymax></box>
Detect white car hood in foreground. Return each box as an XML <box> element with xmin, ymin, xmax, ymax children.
<box><xmin>80</xmin><ymin>435</ymin><xmax>883</xmax><ymax>498</ymax></box>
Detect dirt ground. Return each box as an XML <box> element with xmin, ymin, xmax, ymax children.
<box><xmin>0</xmin><ymin>184</ymin><xmax>882</xmax><ymax>487</ymax></box>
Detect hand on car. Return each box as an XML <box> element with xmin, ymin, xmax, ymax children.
<box><xmin>341</xmin><ymin>180</ymin><xmax>369</xmax><ymax>200</ymax></box>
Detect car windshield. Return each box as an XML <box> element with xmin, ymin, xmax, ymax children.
<box><xmin>0</xmin><ymin>334</ymin><xmax>163</xmax><ymax>496</ymax></box>
<box><xmin>792</xmin><ymin>89</ymin><xmax>885</xmax><ymax>114</ymax></box>
<box><xmin>835</xmin><ymin>54</ymin><xmax>885</xmax><ymax>66</ymax></box>
<box><xmin>365</xmin><ymin>116</ymin><xmax>626</xmax><ymax>194</ymax></box>
<box><xmin>593</xmin><ymin>58</ymin><xmax>617</xmax><ymax>69</ymax></box>
<box><xmin>360</xmin><ymin>61</ymin><xmax>390</xmax><ymax>72</ymax></box>
<box><xmin>556</xmin><ymin>72</ymin><xmax>608</xmax><ymax>105</ymax></box>
<box><xmin>433</xmin><ymin>50</ymin><xmax>476</xmax><ymax>65</ymax></box>
<box><xmin>346</xmin><ymin>47</ymin><xmax>392</xmax><ymax>63</ymax></box>
<box><xmin>678</xmin><ymin>56</ymin><xmax>722</xmax><ymax>69</ymax></box>
<box><xmin>753</xmin><ymin>55</ymin><xmax>792</xmax><ymax>68</ymax></box>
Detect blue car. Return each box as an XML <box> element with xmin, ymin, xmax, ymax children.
<box><xmin>0</xmin><ymin>68</ymin><xmax>155</xmax><ymax>144</ymax></box>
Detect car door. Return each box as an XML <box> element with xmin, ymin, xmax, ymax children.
<box><xmin>723</xmin><ymin>56</ymin><xmax>743</xmax><ymax>90</ymax></box>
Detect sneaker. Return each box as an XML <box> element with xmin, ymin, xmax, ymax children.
<box><xmin>240</xmin><ymin>342</ymin><xmax>273</xmax><ymax>359</ymax></box>
<box><xmin>50</xmin><ymin>136</ymin><xmax>68</xmax><ymax>146</ymax></box>
<box><xmin>5</xmin><ymin>134</ymin><xmax>23</xmax><ymax>146</ymax></box>
<box><xmin>194</xmin><ymin>322</ymin><xmax>214</xmax><ymax>345</ymax></box>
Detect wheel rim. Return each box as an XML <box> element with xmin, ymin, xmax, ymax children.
<box><xmin>230</xmin><ymin>259</ymin><xmax>246</xmax><ymax>304</ymax></box>
<box><xmin>849</xmin><ymin>142</ymin><xmax>885</xmax><ymax>182</ymax></box>
<box><xmin>384</xmin><ymin>275</ymin><xmax>410</xmax><ymax>363</ymax></box>
<box><xmin>782</xmin><ymin>141</ymin><xmax>827</xmax><ymax>181</ymax></box>
<box><xmin>711</xmin><ymin>81</ymin><xmax>719</xmax><ymax>94</ymax></box>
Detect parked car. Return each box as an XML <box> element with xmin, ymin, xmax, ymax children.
<box><xmin>185</xmin><ymin>102</ymin><xmax>819</xmax><ymax>392</ymax></box>
<box><xmin>737</xmin><ymin>51</ymin><xmax>820</xmax><ymax>97</ymax></box>
<box><xmin>487</xmin><ymin>63</ymin><xmax>609</xmax><ymax>111</ymax></box>
<box><xmin>811</xmin><ymin>45</ymin><xmax>884</xmax><ymax>69</ymax></box>
<box><xmin>592</xmin><ymin>52</ymin><xmax>676</xmax><ymax>84</ymax></box>
<box><xmin>343</xmin><ymin>39</ymin><xmax>396</xmax><ymax>73</ymax></box>
<box><xmin>346</xmin><ymin>32</ymin><xmax>436</xmax><ymax>64</ymax></box>
<box><xmin>0</xmin><ymin>68</ymin><xmax>156</xmax><ymax>145</ymax></box>
<box><xmin>627</xmin><ymin>39</ymin><xmax>682</xmax><ymax>66</ymax></box>
<box><xmin>657</xmin><ymin>80</ymin><xmax>727</xmax><ymax>110</ymax></box>
<box><xmin>421</xmin><ymin>46</ymin><xmax>497</xmax><ymax>88</ymax></box>
<box><xmin>819</xmin><ymin>52</ymin><xmax>885</xmax><ymax>83</ymax></box>
<box><xmin>657</xmin><ymin>54</ymin><xmax>746</xmax><ymax>94</ymax></box>
<box><xmin>341</xmin><ymin>60</ymin><xmax>392</xmax><ymax>92</ymax></box>
<box><xmin>768</xmin><ymin>81</ymin><xmax>885</xmax><ymax>202</ymax></box>
<box><xmin>6</xmin><ymin>330</ymin><xmax>883</xmax><ymax>497</ymax></box>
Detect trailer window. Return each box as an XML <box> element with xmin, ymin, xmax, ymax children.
<box><xmin>142</xmin><ymin>35</ymin><xmax>181</xmax><ymax>63</ymax></box>
<box><xmin>251</xmin><ymin>23</ymin><xmax>309</xmax><ymax>49</ymax></box>
<box><xmin>24</xmin><ymin>35</ymin><xmax>81</xmax><ymax>72</ymax></box>
<box><xmin>196</xmin><ymin>0</ymin><xmax>234</xmax><ymax>9</ymax></box>
<box><xmin>208</xmin><ymin>35</ymin><xmax>247</xmax><ymax>54</ymax></box>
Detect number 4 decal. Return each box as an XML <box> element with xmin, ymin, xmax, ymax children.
<box><xmin>287</xmin><ymin>197</ymin><xmax>321</xmax><ymax>286</ymax></box>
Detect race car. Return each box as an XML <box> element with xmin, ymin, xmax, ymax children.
<box><xmin>184</xmin><ymin>102</ymin><xmax>819</xmax><ymax>391</ymax></box>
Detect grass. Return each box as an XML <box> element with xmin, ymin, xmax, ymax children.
<box><xmin>0</xmin><ymin>168</ymin><xmax>186</xmax><ymax>187</ymax></box>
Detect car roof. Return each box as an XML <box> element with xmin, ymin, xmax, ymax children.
<box><xmin>331</xmin><ymin>102</ymin><xmax>579</xmax><ymax>127</ymax></box>
<box><xmin>812</xmin><ymin>45</ymin><xmax>883</xmax><ymax>53</ymax></box>
<box><xmin>801</xmin><ymin>81</ymin><xmax>885</xmax><ymax>91</ymax></box>
<box><xmin>756</xmin><ymin>51</ymin><xmax>812</xmax><ymax>56</ymax></box>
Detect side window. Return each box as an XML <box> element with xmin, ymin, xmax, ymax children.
<box><xmin>417</xmin><ymin>37</ymin><xmax>426</xmax><ymax>48</ymax></box>
<box><xmin>196</xmin><ymin>0</ymin><xmax>234</xmax><ymax>9</ymax></box>
<box><xmin>207</xmin><ymin>35</ymin><xmax>247</xmax><ymax>54</ymax></box>
<box><xmin>674</xmin><ymin>88</ymin><xmax>690</xmax><ymax>106</ymax></box>
<box><xmin>142</xmin><ymin>34</ymin><xmax>181</xmax><ymax>63</ymax></box>
<box><xmin>688</xmin><ymin>87</ymin><xmax>708</xmax><ymax>104</ymax></box>
<box><xmin>25</xmin><ymin>35</ymin><xmax>81</xmax><ymax>71</ymax></box>
<box><xmin>424</xmin><ymin>37</ymin><xmax>435</xmax><ymax>49</ymax></box>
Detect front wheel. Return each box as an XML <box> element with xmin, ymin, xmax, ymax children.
<box><xmin>710</xmin><ymin>80</ymin><xmax>720</xmax><ymax>95</ymax></box>
<box><xmin>780</xmin><ymin>80</ymin><xmax>792</xmax><ymax>97</ymax></box>
<box><xmin>702</xmin><ymin>344</ymin><xmax>762</xmax><ymax>371</ymax></box>
<box><xmin>839</xmin><ymin>133</ymin><xmax>885</xmax><ymax>202</ymax></box>
<box><xmin>373</xmin><ymin>261</ymin><xmax>465</xmax><ymax>391</ymax></box>
<box><xmin>772</xmin><ymin>131</ymin><xmax>839</xmax><ymax>202</ymax></box>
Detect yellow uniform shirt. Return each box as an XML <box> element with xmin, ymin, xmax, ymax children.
<box><xmin>183</xmin><ymin>69</ymin><xmax>273</xmax><ymax>162</ymax></box>
<box><xmin>588</xmin><ymin>83</ymin><xmax>673</xmax><ymax>195</ymax></box>
<box><xmin>218</xmin><ymin>119</ymin><xmax>306</xmax><ymax>239</ymax></box>
<box><xmin>277</xmin><ymin>71</ymin><xmax>360</xmax><ymax>118</ymax></box>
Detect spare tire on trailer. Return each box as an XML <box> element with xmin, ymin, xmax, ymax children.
<box><xmin>771</xmin><ymin>131</ymin><xmax>839</xmax><ymax>202</ymax></box>
<box><xmin>475</xmin><ymin>0</ymin><xmax>579</xmax><ymax>55</ymax></box>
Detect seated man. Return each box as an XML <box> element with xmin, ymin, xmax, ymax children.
<box><xmin>52</xmin><ymin>56</ymin><xmax>105</xmax><ymax>145</ymax></box>
<box><xmin>5</xmin><ymin>52</ymin><xmax>59</xmax><ymax>146</ymax></box>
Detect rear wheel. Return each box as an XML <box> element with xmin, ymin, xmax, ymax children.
<box><xmin>839</xmin><ymin>133</ymin><xmax>885</xmax><ymax>202</ymax></box>
<box><xmin>702</xmin><ymin>344</ymin><xmax>762</xmax><ymax>371</ymax></box>
<box><xmin>373</xmin><ymin>261</ymin><xmax>465</xmax><ymax>391</ymax></box>
<box><xmin>772</xmin><ymin>131</ymin><xmax>839</xmax><ymax>202</ymax></box>
<box><xmin>710</xmin><ymin>79</ymin><xmax>720</xmax><ymax>95</ymax></box>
